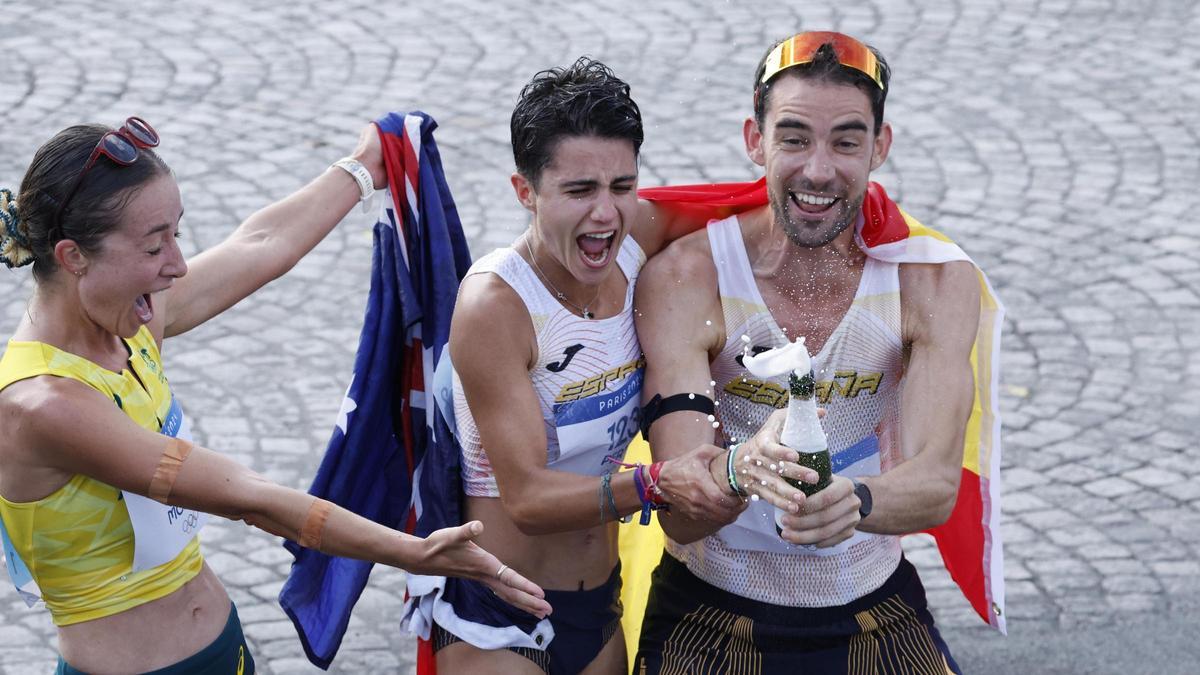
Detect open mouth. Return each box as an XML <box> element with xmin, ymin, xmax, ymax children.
<box><xmin>789</xmin><ymin>190</ymin><xmax>839</xmax><ymax>216</ymax></box>
<box><xmin>134</xmin><ymin>293</ymin><xmax>154</xmax><ymax>324</ymax></box>
<box><xmin>576</xmin><ymin>230</ymin><xmax>616</xmax><ymax>268</ymax></box>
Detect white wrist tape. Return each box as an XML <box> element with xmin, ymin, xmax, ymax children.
<box><xmin>333</xmin><ymin>157</ymin><xmax>375</xmax><ymax>203</ymax></box>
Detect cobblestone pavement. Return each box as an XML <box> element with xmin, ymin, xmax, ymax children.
<box><xmin>2</xmin><ymin>0</ymin><xmax>1198</xmax><ymax>673</ymax></box>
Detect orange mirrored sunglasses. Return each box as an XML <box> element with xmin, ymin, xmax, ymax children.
<box><xmin>759</xmin><ymin>32</ymin><xmax>883</xmax><ymax>89</ymax></box>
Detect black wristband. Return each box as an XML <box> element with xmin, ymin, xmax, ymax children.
<box><xmin>641</xmin><ymin>392</ymin><xmax>716</xmax><ymax>438</ymax></box>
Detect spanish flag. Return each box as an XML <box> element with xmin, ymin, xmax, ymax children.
<box><xmin>619</xmin><ymin>179</ymin><xmax>1006</xmax><ymax>664</ymax></box>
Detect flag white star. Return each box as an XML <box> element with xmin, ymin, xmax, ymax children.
<box><xmin>336</xmin><ymin>376</ymin><xmax>357</xmax><ymax>435</ymax></box>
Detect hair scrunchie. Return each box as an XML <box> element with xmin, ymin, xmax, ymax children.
<box><xmin>0</xmin><ymin>188</ymin><xmax>34</xmax><ymax>269</ymax></box>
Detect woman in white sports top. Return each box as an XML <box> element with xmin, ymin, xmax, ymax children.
<box><xmin>436</xmin><ymin>58</ymin><xmax>810</xmax><ymax>675</ymax></box>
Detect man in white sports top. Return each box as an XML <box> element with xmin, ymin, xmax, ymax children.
<box><xmin>632</xmin><ymin>32</ymin><xmax>981</xmax><ymax>674</ymax></box>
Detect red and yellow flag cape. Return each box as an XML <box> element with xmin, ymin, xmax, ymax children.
<box><xmin>619</xmin><ymin>179</ymin><xmax>1006</xmax><ymax>664</ymax></box>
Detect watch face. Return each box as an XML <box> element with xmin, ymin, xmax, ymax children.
<box><xmin>854</xmin><ymin>481</ymin><xmax>873</xmax><ymax>517</ymax></box>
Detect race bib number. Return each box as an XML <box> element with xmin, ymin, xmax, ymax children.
<box><xmin>0</xmin><ymin>516</ymin><xmax>41</xmax><ymax>607</ymax></box>
<box><xmin>122</xmin><ymin>397</ymin><xmax>209</xmax><ymax>573</ymax></box>
<box><xmin>550</xmin><ymin>369</ymin><xmax>643</xmax><ymax>476</ymax></box>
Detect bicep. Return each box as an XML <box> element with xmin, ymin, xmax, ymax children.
<box><xmin>162</xmin><ymin>235</ymin><xmax>280</xmax><ymax>338</ymax></box>
<box><xmin>449</xmin><ymin>295</ymin><xmax>548</xmax><ymax>497</ymax></box>
<box><xmin>899</xmin><ymin>263</ymin><xmax>981</xmax><ymax>467</ymax></box>
<box><xmin>634</xmin><ymin>253</ymin><xmax>723</xmax><ymax>460</ymax></box>
<box><xmin>26</xmin><ymin>380</ymin><xmax>260</xmax><ymax>518</ymax></box>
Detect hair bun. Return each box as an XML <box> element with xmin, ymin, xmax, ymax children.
<box><xmin>0</xmin><ymin>188</ymin><xmax>35</xmax><ymax>269</ymax></box>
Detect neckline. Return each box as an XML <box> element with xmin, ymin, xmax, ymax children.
<box><xmin>7</xmin><ymin>329</ymin><xmax>142</xmax><ymax>378</ymax></box>
<box><xmin>723</xmin><ymin>215</ymin><xmax>874</xmax><ymax>363</ymax></box>
<box><xmin>509</xmin><ymin>240</ymin><xmax>635</xmax><ymax>323</ymax></box>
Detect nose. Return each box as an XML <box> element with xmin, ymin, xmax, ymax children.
<box><xmin>165</xmin><ymin>238</ymin><xmax>188</xmax><ymax>279</ymax></box>
<box><xmin>590</xmin><ymin>191</ymin><xmax>619</xmax><ymax>224</ymax></box>
<box><xmin>801</xmin><ymin>144</ymin><xmax>836</xmax><ymax>187</ymax></box>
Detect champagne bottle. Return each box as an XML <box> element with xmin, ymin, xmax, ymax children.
<box><xmin>741</xmin><ymin>337</ymin><xmax>833</xmax><ymax>535</ymax></box>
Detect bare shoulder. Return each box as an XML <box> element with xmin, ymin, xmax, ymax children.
<box><xmin>0</xmin><ymin>375</ymin><xmax>109</xmax><ymax>464</ymax></box>
<box><xmin>637</xmin><ymin>227</ymin><xmax>717</xmax><ymax>297</ymax></box>
<box><xmin>900</xmin><ymin>261</ymin><xmax>981</xmax><ymax>344</ymax></box>
<box><xmin>450</xmin><ymin>271</ymin><xmax>535</xmax><ymax>369</ymax></box>
<box><xmin>636</xmin><ymin>228</ymin><xmax>725</xmax><ymax>358</ymax></box>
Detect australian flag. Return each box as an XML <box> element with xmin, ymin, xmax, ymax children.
<box><xmin>278</xmin><ymin>111</ymin><xmax>472</xmax><ymax>670</ymax></box>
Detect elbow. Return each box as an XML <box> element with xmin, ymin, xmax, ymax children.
<box><xmin>659</xmin><ymin>516</ymin><xmax>703</xmax><ymax>546</ymax></box>
<box><xmin>928</xmin><ymin>474</ymin><xmax>961</xmax><ymax>527</ymax></box>
<box><xmin>232</xmin><ymin>229</ymin><xmax>294</xmax><ymax>281</ymax></box>
<box><xmin>502</xmin><ymin>497</ymin><xmax>556</xmax><ymax>536</ymax></box>
<box><xmin>228</xmin><ymin>473</ymin><xmax>278</xmax><ymax>529</ymax></box>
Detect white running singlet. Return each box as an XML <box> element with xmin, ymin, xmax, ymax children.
<box><xmin>664</xmin><ymin>215</ymin><xmax>906</xmax><ymax>607</ymax></box>
<box><xmin>454</xmin><ymin>237</ymin><xmax>646</xmax><ymax>498</ymax></box>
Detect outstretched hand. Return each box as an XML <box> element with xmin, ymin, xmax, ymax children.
<box><xmin>349</xmin><ymin>122</ymin><xmax>386</xmax><ymax>190</ymax></box>
<box><xmin>413</xmin><ymin>521</ymin><xmax>552</xmax><ymax>619</ymax></box>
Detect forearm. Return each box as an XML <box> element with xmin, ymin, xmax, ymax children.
<box><xmin>501</xmin><ymin>467</ymin><xmax>645</xmax><ymax>536</ymax></box>
<box><xmin>237</xmin><ymin>479</ymin><xmax>426</xmax><ymax>568</ymax></box>
<box><xmin>856</xmin><ymin>457</ymin><xmax>961</xmax><ymax>534</ymax></box>
<box><xmin>231</xmin><ymin>167</ymin><xmax>361</xmax><ymax>278</ymax></box>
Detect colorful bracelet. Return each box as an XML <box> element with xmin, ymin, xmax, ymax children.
<box><xmin>647</xmin><ymin>461</ymin><xmax>668</xmax><ymax>505</ymax></box>
<box><xmin>726</xmin><ymin>444</ymin><xmax>748</xmax><ymax>497</ymax></box>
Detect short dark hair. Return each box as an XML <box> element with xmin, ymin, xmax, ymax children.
<box><xmin>752</xmin><ymin>39</ymin><xmax>891</xmax><ymax>134</ymax></box>
<box><xmin>17</xmin><ymin>123</ymin><xmax>170</xmax><ymax>280</ymax></box>
<box><xmin>510</xmin><ymin>57</ymin><xmax>643</xmax><ymax>186</ymax></box>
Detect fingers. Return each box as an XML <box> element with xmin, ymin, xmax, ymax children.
<box><xmin>488</xmin><ymin>566</ymin><xmax>552</xmax><ymax>619</ymax></box>
<box><xmin>352</xmin><ymin>122</ymin><xmax>386</xmax><ymax>188</ymax></box>
<box><xmin>776</xmin><ymin>479</ymin><xmax>861</xmax><ymax>547</ymax></box>
<box><xmin>753</xmin><ymin>442</ymin><xmax>819</xmax><ymax>485</ymax></box>
<box><xmin>732</xmin><ymin>458</ymin><xmax>803</xmax><ymax>513</ymax></box>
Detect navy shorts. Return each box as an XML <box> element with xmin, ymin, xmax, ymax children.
<box><xmin>434</xmin><ymin>563</ymin><xmax>623</xmax><ymax>674</ymax></box>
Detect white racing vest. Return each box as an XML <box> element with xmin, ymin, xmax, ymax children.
<box><xmin>455</xmin><ymin>236</ymin><xmax>646</xmax><ymax>497</ymax></box>
<box><xmin>665</xmin><ymin>216</ymin><xmax>905</xmax><ymax>607</ymax></box>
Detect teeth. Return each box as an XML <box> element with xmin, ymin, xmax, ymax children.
<box><xmin>585</xmin><ymin>246</ymin><xmax>611</xmax><ymax>265</ymax></box>
<box><xmin>791</xmin><ymin>192</ymin><xmax>836</xmax><ymax>206</ymax></box>
<box><xmin>583</xmin><ymin>231</ymin><xmax>615</xmax><ymax>240</ymax></box>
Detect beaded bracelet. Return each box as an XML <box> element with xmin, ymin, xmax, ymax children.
<box><xmin>726</xmin><ymin>444</ymin><xmax>749</xmax><ymax>497</ymax></box>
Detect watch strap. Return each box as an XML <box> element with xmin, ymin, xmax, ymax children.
<box><xmin>851</xmin><ymin>478</ymin><xmax>873</xmax><ymax>518</ymax></box>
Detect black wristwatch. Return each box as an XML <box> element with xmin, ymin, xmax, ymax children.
<box><xmin>851</xmin><ymin>479</ymin><xmax>873</xmax><ymax>519</ymax></box>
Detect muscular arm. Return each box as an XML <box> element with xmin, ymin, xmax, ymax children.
<box><xmin>634</xmin><ymin>235</ymin><xmax>741</xmax><ymax>544</ymax></box>
<box><xmin>856</xmin><ymin>261</ymin><xmax>981</xmax><ymax>534</ymax></box>
<box><xmin>159</xmin><ymin>124</ymin><xmax>384</xmax><ymax>339</ymax></box>
<box><xmin>449</xmin><ymin>274</ymin><xmax>646</xmax><ymax>536</ymax></box>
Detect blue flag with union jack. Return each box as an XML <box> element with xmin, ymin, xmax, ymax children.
<box><xmin>278</xmin><ymin>111</ymin><xmax>472</xmax><ymax>670</ymax></box>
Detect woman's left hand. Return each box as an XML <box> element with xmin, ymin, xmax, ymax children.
<box><xmin>414</xmin><ymin>521</ymin><xmax>553</xmax><ymax>619</ymax></box>
<box><xmin>349</xmin><ymin>123</ymin><xmax>386</xmax><ymax>189</ymax></box>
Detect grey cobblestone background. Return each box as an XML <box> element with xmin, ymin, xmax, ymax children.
<box><xmin>2</xmin><ymin>0</ymin><xmax>1197</xmax><ymax>673</ymax></box>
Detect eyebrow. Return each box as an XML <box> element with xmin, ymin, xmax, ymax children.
<box><xmin>774</xmin><ymin>118</ymin><xmax>869</xmax><ymax>133</ymax></box>
<box><xmin>558</xmin><ymin>174</ymin><xmax>638</xmax><ymax>189</ymax></box>
<box><xmin>144</xmin><ymin>209</ymin><xmax>184</xmax><ymax>237</ymax></box>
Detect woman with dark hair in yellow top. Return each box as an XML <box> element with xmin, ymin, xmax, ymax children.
<box><xmin>0</xmin><ymin>118</ymin><xmax>550</xmax><ymax>674</ymax></box>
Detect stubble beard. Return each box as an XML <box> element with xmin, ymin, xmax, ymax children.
<box><xmin>770</xmin><ymin>185</ymin><xmax>864</xmax><ymax>249</ymax></box>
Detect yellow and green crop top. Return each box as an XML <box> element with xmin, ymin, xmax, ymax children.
<box><xmin>0</xmin><ymin>326</ymin><xmax>204</xmax><ymax>626</ymax></box>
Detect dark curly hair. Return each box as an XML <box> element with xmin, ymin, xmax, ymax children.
<box><xmin>752</xmin><ymin>39</ymin><xmax>891</xmax><ymax>134</ymax></box>
<box><xmin>510</xmin><ymin>57</ymin><xmax>644</xmax><ymax>187</ymax></box>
